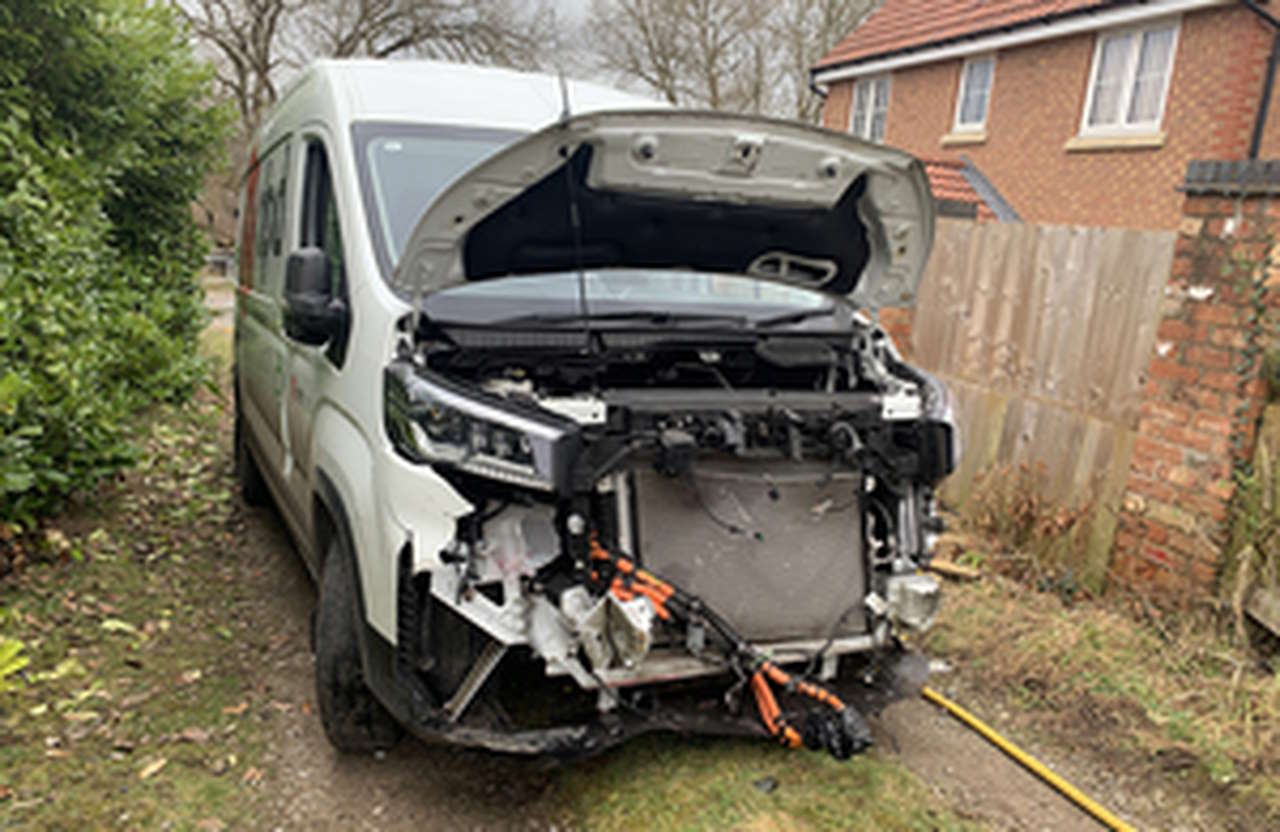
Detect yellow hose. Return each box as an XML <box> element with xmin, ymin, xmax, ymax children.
<box><xmin>920</xmin><ymin>686</ymin><xmax>1136</xmax><ymax>832</ymax></box>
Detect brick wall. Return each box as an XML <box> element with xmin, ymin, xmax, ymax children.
<box><xmin>821</xmin><ymin>6</ymin><xmax>1276</xmax><ymax>230</ymax></box>
<box><xmin>1112</xmin><ymin>173</ymin><xmax>1275</xmax><ymax>598</ymax></box>
<box><xmin>1259</xmin><ymin>35</ymin><xmax>1280</xmax><ymax>158</ymax></box>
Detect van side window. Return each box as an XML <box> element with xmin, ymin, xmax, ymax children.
<box><xmin>252</xmin><ymin>141</ymin><xmax>291</xmax><ymax>290</ymax></box>
<box><xmin>255</xmin><ymin>156</ymin><xmax>273</xmax><ymax>281</ymax></box>
<box><xmin>301</xmin><ymin>141</ymin><xmax>344</xmax><ymax>294</ymax></box>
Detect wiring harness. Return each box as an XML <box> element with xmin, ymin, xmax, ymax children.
<box><xmin>588</xmin><ymin>539</ymin><xmax>874</xmax><ymax>759</ymax></box>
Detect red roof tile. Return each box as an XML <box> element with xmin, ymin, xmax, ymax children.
<box><xmin>923</xmin><ymin>158</ymin><xmax>998</xmax><ymax>220</ymax></box>
<box><xmin>816</xmin><ymin>0</ymin><xmax>1113</xmax><ymax>70</ymax></box>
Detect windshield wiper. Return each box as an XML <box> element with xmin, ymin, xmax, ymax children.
<box><xmin>753</xmin><ymin>306</ymin><xmax>838</xmax><ymax>329</ymax></box>
<box><xmin>496</xmin><ymin>310</ymin><xmax>751</xmax><ymax>327</ymax></box>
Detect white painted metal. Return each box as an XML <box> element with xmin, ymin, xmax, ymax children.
<box><xmin>394</xmin><ymin>109</ymin><xmax>936</xmax><ymax>309</ymax></box>
<box><xmin>237</xmin><ymin>62</ymin><xmax>658</xmax><ymax>642</ymax></box>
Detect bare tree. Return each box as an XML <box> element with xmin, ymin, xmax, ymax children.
<box><xmin>175</xmin><ymin>0</ymin><xmax>293</xmax><ymax>132</ymax></box>
<box><xmin>586</xmin><ymin>0</ymin><xmax>687</xmax><ymax>105</ymax></box>
<box><xmin>175</xmin><ymin>0</ymin><xmax>552</xmax><ymax>133</ymax></box>
<box><xmin>174</xmin><ymin>0</ymin><xmax>553</xmax><ymax>248</ymax></box>
<box><xmin>773</xmin><ymin>0</ymin><xmax>875</xmax><ymax>122</ymax></box>
<box><xmin>583</xmin><ymin>0</ymin><xmax>873</xmax><ymax>121</ymax></box>
<box><xmin>292</xmin><ymin>0</ymin><xmax>548</xmax><ymax>67</ymax></box>
<box><xmin>587</xmin><ymin>0</ymin><xmax>769</xmax><ymax>111</ymax></box>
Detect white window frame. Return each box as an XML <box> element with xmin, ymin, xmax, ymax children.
<box><xmin>848</xmin><ymin>74</ymin><xmax>891</xmax><ymax>143</ymax></box>
<box><xmin>1079</xmin><ymin>19</ymin><xmax>1180</xmax><ymax>137</ymax></box>
<box><xmin>953</xmin><ymin>54</ymin><xmax>996</xmax><ymax>132</ymax></box>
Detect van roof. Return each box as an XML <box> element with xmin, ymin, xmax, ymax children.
<box><xmin>283</xmin><ymin>59</ymin><xmax>661</xmax><ymax>132</ymax></box>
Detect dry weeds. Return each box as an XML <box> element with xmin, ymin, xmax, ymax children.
<box><xmin>923</xmin><ymin>574</ymin><xmax>1280</xmax><ymax>822</ymax></box>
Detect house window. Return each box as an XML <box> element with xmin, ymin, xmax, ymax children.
<box><xmin>851</xmin><ymin>75</ymin><xmax>890</xmax><ymax>142</ymax></box>
<box><xmin>954</xmin><ymin>55</ymin><xmax>995</xmax><ymax>131</ymax></box>
<box><xmin>1082</xmin><ymin>21</ymin><xmax>1178</xmax><ymax>134</ymax></box>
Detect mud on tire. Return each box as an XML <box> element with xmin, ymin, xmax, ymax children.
<box><xmin>315</xmin><ymin>539</ymin><xmax>403</xmax><ymax>753</ymax></box>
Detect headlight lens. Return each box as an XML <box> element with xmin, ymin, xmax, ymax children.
<box><xmin>916</xmin><ymin>368</ymin><xmax>963</xmax><ymax>471</ymax></box>
<box><xmin>385</xmin><ymin>362</ymin><xmax>580</xmax><ymax>492</ymax></box>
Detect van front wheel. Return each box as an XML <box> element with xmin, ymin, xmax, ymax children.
<box><xmin>314</xmin><ymin>538</ymin><xmax>403</xmax><ymax>753</ymax></box>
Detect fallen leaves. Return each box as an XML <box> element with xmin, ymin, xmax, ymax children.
<box><xmin>119</xmin><ymin>690</ymin><xmax>151</xmax><ymax>710</ymax></box>
<box><xmin>0</xmin><ymin>379</ymin><xmax>275</xmax><ymax>829</ymax></box>
<box><xmin>30</xmin><ymin>657</ymin><xmax>86</xmax><ymax>683</ymax></box>
<box><xmin>179</xmin><ymin>726</ymin><xmax>211</xmax><ymax>744</ymax></box>
<box><xmin>209</xmin><ymin>754</ymin><xmax>235</xmax><ymax>776</ymax></box>
<box><xmin>138</xmin><ymin>757</ymin><xmax>167</xmax><ymax>780</ymax></box>
<box><xmin>101</xmin><ymin>618</ymin><xmax>139</xmax><ymax>636</ymax></box>
<box><xmin>44</xmin><ymin>529</ymin><xmax>71</xmax><ymax>555</ymax></box>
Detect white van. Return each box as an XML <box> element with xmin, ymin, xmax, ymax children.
<box><xmin>234</xmin><ymin>60</ymin><xmax>954</xmax><ymax>759</ymax></box>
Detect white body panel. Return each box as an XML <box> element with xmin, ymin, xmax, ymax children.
<box><xmin>235</xmin><ymin>61</ymin><xmax>658</xmax><ymax>641</ymax></box>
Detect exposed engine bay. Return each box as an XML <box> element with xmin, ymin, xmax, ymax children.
<box><xmin>381</xmin><ymin>313</ymin><xmax>955</xmax><ymax>758</ymax></box>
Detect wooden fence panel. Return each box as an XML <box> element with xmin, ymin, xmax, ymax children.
<box><xmin>909</xmin><ymin>220</ymin><xmax>1175</xmax><ymax>588</ymax></box>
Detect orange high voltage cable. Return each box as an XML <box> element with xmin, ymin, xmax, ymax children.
<box><xmin>588</xmin><ymin>538</ymin><xmax>863</xmax><ymax>754</ymax></box>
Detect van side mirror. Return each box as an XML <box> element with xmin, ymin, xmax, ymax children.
<box><xmin>283</xmin><ymin>248</ymin><xmax>347</xmax><ymax>346</ymax></box>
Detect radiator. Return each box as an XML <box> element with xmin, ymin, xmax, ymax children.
<box><xmin>630</xmin><ymin>459</ymin><xmax>866</xmax><ymax>642</ymax></box>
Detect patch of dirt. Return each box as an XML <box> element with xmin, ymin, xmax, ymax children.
<box><xmin>875</xmin><ymin>698</ymin><xmax>1096</xmax><ymax>831</ymax></box>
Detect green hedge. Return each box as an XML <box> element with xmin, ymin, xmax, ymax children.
<box><xmin>0</xmin><ymin>0</ymin><xmax>230</xmax><ymax>525</ymax></box>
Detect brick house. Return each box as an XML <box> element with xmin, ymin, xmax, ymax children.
<box><xmin>812</xmin><ymin>0</ymin><xmax>1280</xmax><ymax>230</ymax></box>
<box><xmin>922</xmin><ymin>157</ymin><xmax>1019</xmax><ymax>220</ymax></box>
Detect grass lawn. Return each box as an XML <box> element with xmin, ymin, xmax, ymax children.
<box><xmin>549</xmin><ymin>734</ymin><xmax>977</xmax><ymax>831</ymax></box>
<box><xmin>0</xmin><ymin>357</ymin><xmax>269</xmax><ymax>829</ymax></box>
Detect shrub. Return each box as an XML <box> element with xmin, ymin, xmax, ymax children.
<box><xmin>964</xmin><ymin>462</ymin><xmax>1093</xmax><ymax>601</ymax></box>
<box><xmin>0</xmin><ymin>0</ymin><xmax>230</xmax><ymax>525</ymax></box>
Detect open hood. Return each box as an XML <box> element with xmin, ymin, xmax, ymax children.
<box><xmin>392</xmin><ymin>110</ymin><xmax>935</xmax><ymax>309</ymax></box>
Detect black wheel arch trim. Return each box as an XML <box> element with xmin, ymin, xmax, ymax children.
<box><xmin>312</xmin><ymin>469</ymin><xmax>413</xmax><ymax>726</ymax></box>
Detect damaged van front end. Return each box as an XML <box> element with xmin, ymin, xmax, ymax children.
<box><xmin>371</xmin><ymin>111</ymin><xmax>955</xmax><ymax>758</ymax></box>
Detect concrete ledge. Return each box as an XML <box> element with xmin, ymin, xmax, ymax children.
<box><xmin>1064</xmin><ymin>132</ymin><xmax>1166</xmax><ymax>152</ymax></box>
<box><xmin>941</xmin><ymin>131</ymin><xmax>987</xmax><ymax>147</ymax></box>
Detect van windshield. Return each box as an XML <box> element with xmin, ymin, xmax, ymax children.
<box><xmin>353</xmin><ymin>122</ymin><xmax>521</xmax><ymax>275</ymax></box>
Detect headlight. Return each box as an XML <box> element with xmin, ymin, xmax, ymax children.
<box><xmin>917</xmin><ymin>369</ymin><xmax>961</xmax><ymax>465</ymax></box>
<box><xmin>385</xmin><ymin>362</ymin><xmax>581</xmax><ymax>493</ymax></box>
<box><xmin>918</xmin><ymin>369</ymin><xmax>955</xmax><ymax>426</ymax></box>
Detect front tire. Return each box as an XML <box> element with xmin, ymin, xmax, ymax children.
<box><xmin>314</xmin><ymin>539</ymin><xmax>403</xmax><ymax>753</ymax></box>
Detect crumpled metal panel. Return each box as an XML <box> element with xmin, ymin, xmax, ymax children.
<box><xmin>633</xmin><ymin>459</ymin><xmax>865</xmax><ymax>642</ymax></box>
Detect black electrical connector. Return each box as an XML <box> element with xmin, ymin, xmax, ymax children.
<box><xmin>802</xmin><ymin>707</ymin><xmax>874</xmax><ymax>760</ymax></box>
<box><xmin>654</xmin><ymin>428</ymin><xmax>697</xmax><ymax>478</ymax></box>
